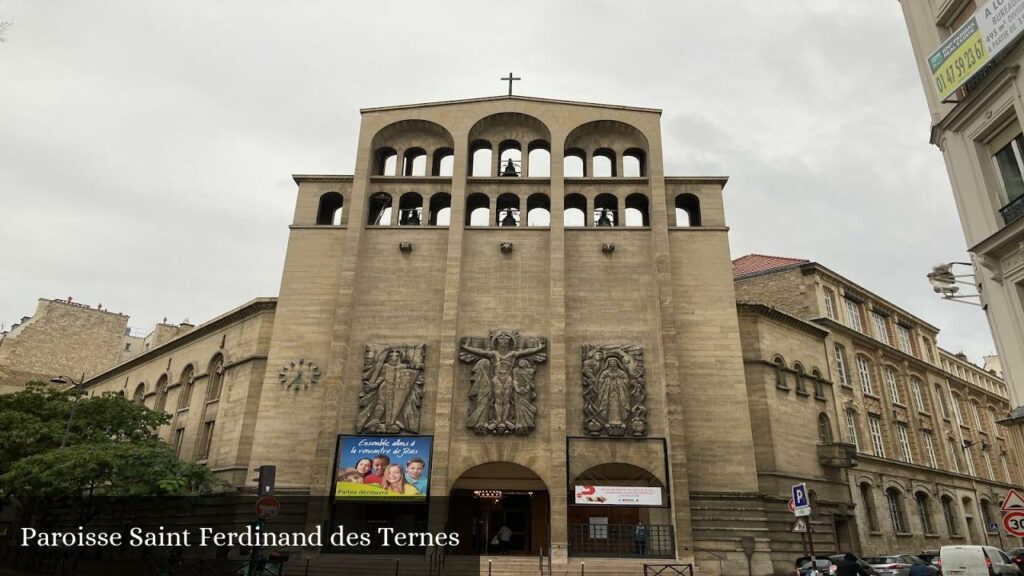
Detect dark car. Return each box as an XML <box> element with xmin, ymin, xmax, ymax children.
<box><xmin>795</xmin><ymin>554</ymin><xmax>880</xmax><ymax>576</ymax></box>
<box><xmin>863</xmin><ymin>555</ymin><xmax>938</xmax><ymax>576</ymax></box>
<box><xmin>1007</xmin><ymin>549</ymin><xmax>1024</xmax><ymax>573</ymax></box>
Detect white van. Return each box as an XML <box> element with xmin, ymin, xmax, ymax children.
<box><xmin>940</xmin><ymin>546</ymin><xmax>1020</xmax><ymax>576</ymax></box>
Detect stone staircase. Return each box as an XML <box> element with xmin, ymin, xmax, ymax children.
<box><xmin>279</xmin><ymin>554</ymin><xmax>695</xmax><ymax>576</ymax></box>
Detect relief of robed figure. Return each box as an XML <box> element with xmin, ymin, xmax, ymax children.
<box><xmin>582</xmin><ymin>344</ymin><xmax>647</xmax><ymax>437</ymax></box>
<box><xmin>357</xmin><ymin>344</ymin><xmax>426</xmax><ymax>434</ymax></box>
<box><xmin>459</xmin><ymin>330</ymin><xmax>547</xmax><ymax>435</ymax></box>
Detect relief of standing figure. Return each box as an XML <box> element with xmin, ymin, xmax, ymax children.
<box><xmin>357</xmin><ymin>344</ymin><xmax>426</xmax><ymax>434</ymax></box>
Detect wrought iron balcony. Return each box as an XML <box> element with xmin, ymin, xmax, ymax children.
<box><xmin>1000</xmin><ymin>194</ymin><xmax>1024</xmax><ymax>226</ymax></box>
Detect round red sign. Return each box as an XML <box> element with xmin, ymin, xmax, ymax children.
<box><xmin>1003</xmin><ymin>510</ymin><xmax>1024</xmax><ymax>537</ymax></box>
<box><xmin>788</xmin><ymin>499</ymin><xmax>796</xmax><ymax>513</ymax></box>
<box><xmin>256</xmin><ymin>496</ymin><xmax>280</xmax><ymax>521</ymax></box>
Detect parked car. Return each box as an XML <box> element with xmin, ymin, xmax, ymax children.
<box><xmin>940</xmin><ymin>546</ymin><xmax>1020</xmax><ymax>576</ymax></box>
<box><xmin>1006</xmin><ymin>549</ymin><xmax>1024</xmax><ymax>573</ymax></box>
<box><xmin>795</xmin><ymin>554</ymin><xmax>879</xmax><ymax>576</ymax></box>
<box><xmin>918</xmin><ymin>551</ymin><xmax>943</xmax><ymax>575</ymax></box>
<box><xmin>863</xmin><ymin>555</ymin><xmax>938</xmax><ymax>576</ymax></box>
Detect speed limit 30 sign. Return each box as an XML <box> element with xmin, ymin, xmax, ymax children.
<box><xmin>1003</xmin><ymin>510</ymin><xmax>1024</xmax><ymax>537</ymax></box>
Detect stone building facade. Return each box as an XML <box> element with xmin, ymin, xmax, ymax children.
<box><xmin>734</xmin><ymin>254</ymin><xmax>1021</xmax><ymax>571</ymax></box>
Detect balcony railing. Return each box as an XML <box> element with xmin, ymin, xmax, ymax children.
<box><xmin>568</xmin><ymin>523</ymin><xmax>675</xmax><ymax>559</ymax></box>
<box><xmin>1000</xmin><ymin>194</ymin><xmax>1024</xmax><ymax>226</ymax></box>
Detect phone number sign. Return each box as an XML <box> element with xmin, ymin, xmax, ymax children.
<box><xmin>928</xmin><ymin>0</ymin><xmax>1024</xmax><ymax>100</ymax></box>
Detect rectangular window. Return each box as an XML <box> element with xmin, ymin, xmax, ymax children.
<box><xmin>846</xmin><ymin>409</ymin><xmax>860</xmax><ymax>451</ymax></box>
<box><xmin>911</xmin><ymin>378</ymin><xmax>926</xmax><ymax>412</ymax></box>
<box><xmin>884</xmin><ymin>367</ymin><xmax>902</xmax><ymax>405</ymax></box>
<box><xmin>844</xmin><ymin>299</ymin><xmax>863</xmax><ymax>332</ymax></box>
<box><xmin>964</xmin><ymin>446</ymin><xmax>977</xmax><ymax>476</ymax></box>
<box><xmin>824</xmin><ymin>289</ymin><xmax>837</xmax><ymax>320</ymax></box>
<box><xmin>834</xmin><ymin>344</ymin><xmax>850</xmax><ymax>387</ymax></box>
<box><xmin>887</xmin><ymin>491</ymin><xmax>906</xmax><ymax>533</ymax></box>
<box><xmin>924</xmin><ymin>432</ymin><xmax>938</xmax><ymax>468</ymax></box>
<box><xmin>1002</xmin><ymin>454</ymin><xmax>1012</xmax><ymax>483</ymax></box>
<box><xmin>947</xmin><ymin>438</ymin><xmax>961</xmax><ymax>473</ymax></box>
<box><xmin>896</xmin><ymin>325</ymin><xmax>914</xmax><ymax>355</ymax></box>
<box><xmin>868</xmin><ymin>416</ymin><xmax>885</xmax><ymax>458</ymax></box>
<box><xmin>197</xmin><ymin>421</ymin><xmax>215</xmax><ymax>461</ymax></box>
<box><xmin>936</xmin><ymin>385</ymin><xmax>950</xmax><ymax>418</ymax></box>
<box><xmin>173</xmin><ymin>427</ymin><xmax>185</xmax><ymax>458</ymax></box>
<box><xmin>951</xmin><ymin>392</ymin><xmax>964</xmax><ymax>425</ymax></box>
<box><xmin>872</xmin><ymin>312</ymin><xmax>891</xmax><ymax>345</ymax></box>
<box><xmin>924</xmin><ymin>339</ymin><xmax>935</xmax><ymax>363</ymax></box>
<box><xmin>897</xmin><ymin>423</ymin><xmax>913</xmax><ymax>463</ymax></box>
<box><xmin>992</xmin><ymin>132</ymin><xmax>1024</xmax><ymax>207</ymax></box>
<box><xmin>970</xmin><ymin>402</ymin><xmax>983</xmax><ymax>430</ymax></box>
<box><xmin>984</xmin><ymin>451</ymin><xmax>995</xmax><ymax>480</ymax></box>
<box><xmin>857</xmin><ymin>356</ymin><xmax>874</xmax><ymax>396</ymax></box>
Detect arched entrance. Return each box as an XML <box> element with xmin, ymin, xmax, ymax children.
<box><xmin>569</xmin><ymin>463</ymin><xmax>673</xmax><ymax>558</ymax></box>
<box><xmin>449</xmin><ymin>462</ymin><xmax>550</xmax><ymax>556</ymax></box>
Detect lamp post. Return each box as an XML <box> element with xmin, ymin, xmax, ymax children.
<box><xmin>927</xmin><ymin>261</ymin><xmax>983</xmax><ymax>307</ymax></box>
<box><xmin>49</xmin><ymin>373</ymin><xmax>85</xmax><ymax>448</ymax></box>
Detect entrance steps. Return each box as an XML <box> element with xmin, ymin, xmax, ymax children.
<box><xmin>278</xmin><ymin>554</ymin><xmax>694</xmax><ymax>576</ymax></box>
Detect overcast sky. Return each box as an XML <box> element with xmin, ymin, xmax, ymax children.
<box><xmin>0</xmin><ymin>1</ymin><xmax>1000</xmax><ymax>366</ymax></box>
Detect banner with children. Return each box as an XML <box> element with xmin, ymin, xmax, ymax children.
<box><xmin>334</xmin><ymin>435</ymin><xmax>432</xmax><ymax>499</ymax></box>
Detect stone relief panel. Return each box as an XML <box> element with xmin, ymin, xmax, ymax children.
<box><xmin>582</xmin><ymin>344</ymin><xmax>647</xmax><ymax>437</ymax></box>
<box><xmin>459</xmin><ymin>330</ymin><xmax>547</xmax><ymax>435</ymax></box>
<box><xmin>357</xmin><ymin>344</ymin><xmax>426</xmax><ymax>434</ymax></box>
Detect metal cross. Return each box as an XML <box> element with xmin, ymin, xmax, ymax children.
<box><xmin>501</xmin><ymin>72</ymin><xmax>521</xmax><ymax>96</ymax></box>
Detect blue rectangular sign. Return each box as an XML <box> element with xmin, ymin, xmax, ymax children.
<box><xmin>792</xmin><ymin>483</ymin><xmax>809</xmax><ymax>509</ymax></box>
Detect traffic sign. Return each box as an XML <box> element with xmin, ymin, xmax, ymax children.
<box><xmin>256</xmin><ymin>496</ymin><xmax>280</xmax><ymax>521</ymax></box>
<box><xmin>1003</xmin><ymin>510</ymin><xmax>1024</xmax><ymax>537</ymax></box>
<box><xmin>792</xmin><ymin>483</ymin><xmax>809</xmax><ymax>508</ymax></box>
<box><xmin>794</xmin><ymin>506</ymin><xmax>811</xmax><ymax>517</ymax></box>
<box><xmin>1001</xmin><ymin>489</ymin><xmax>1024</xmax><ymax>512</ymax></box>
<box><xmin>989</xmin><ymin>521</ymin><xmax>999</xmax><ymax>532</ymax></box>
<box><xmin>792</xmin><ymin>517</ymin><xmax>809</xmax><ymax>533</ymax></box>
<box><xmin>788</xmin><ymin>499</ymin><xmax>796</xmax><ymax>513</ymax></box>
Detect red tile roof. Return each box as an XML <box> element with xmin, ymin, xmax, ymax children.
<box><xmin>732</xmin><ymin>254</ymin><xmax>810</xmax><ymax>278</ymax></box>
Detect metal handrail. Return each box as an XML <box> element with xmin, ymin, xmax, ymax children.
<box><xmin>643</xmin><ymin>563</ymin><xmax>694</xmax><ymax>576</ymax></box>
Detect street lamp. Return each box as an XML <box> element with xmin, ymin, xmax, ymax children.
<box><xmin>927</xmin><ymin>262</ymin><xmax>983</xmax><ymax>307</ymax></box>
<box><xmin>49</xmin><ymin>372</ymin><xmax>85</xmax><ymax>448</ymax></box>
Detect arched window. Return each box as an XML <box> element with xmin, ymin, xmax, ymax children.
<box><xmin>428</xmin><ymin>193</ymin><xmax>451</xmax><ymax>226</ymax></box>
<box><xmin>206</xmin><ymin>355</ymin><xmax>225</xmax><ymax>402</ymax></box>
<box><xmin>593</xmin><ymin>148</ymin><xmax>616</xmax><ymax>177</ymax></box>
<box><xmin>470</xmin><ymin>141</ymin><xmax>493</xmax><ymax>177</ymax></box>
<box><xmin>594</xmin><ymin>193</ymin><xmax>618</xmax><ymax>227</ymax></box>
<box><xmin>935</xmin><ymin>384</ymin><xmax>949</xmax><ymax>418</ymax></box>
<box><xmin>773</xmin><ymin>356</ymin><xmax>787</xmax><ymax>389</ymax></box>
<box><xmin>498</xmin><ymin>140</ymin><xmax>522</xmax><ymax>177</ymax></box>
<box><xmin>623</xmin><ymin>148</ymin><xmax>645</xmax><ymax>177</ymax></box>
<box><xmin>374</xmin><ymin>147</ymin><xmax>397</xmax><ymax>176</ymax></box>
<box><xmin>398</xmin><ymin>192</ymin><xmax>423</xmax><ymax>226</ymax></box>
<box><xmin>981</xmin><ymin>499</ymin><xmax>996</xmax><ymax>532</ymax></box>
<box><xmin>624</xmin><ymin>193</ymin><xmax>650</xmax><ymax>227</ymax></box>
<box><xmin>496</xmin><ymin>193</ymin><xmax>520</xmax><ymax>227</ymax></box>
<box><xmin>564</xmin><ymin>193</ymin><xmax>586</xmax><ymax>227</ymax></box>
<box><xmin>916</xmin><ymin>492</ymin><xmax>933</xmax><ymax>534</ymax></box>
<box><xmin>817</xmin><ymin>413</ymin><xmax>833</xmax><ymax>444</ymax></box>
<box><xmin>133</xmin><ymin>383</ymin><xmax>146</xmax><ymax>406</ymax></box>
<box><xmin>886</xmin><ymin>488</ymin><xmax>908</xmax><ymax>533</ymax></box>
<box><xmin>367</xmin><ymin>192</ymin><xmax>393</xmax><ymax>226</ymax></box>
<box><xmin>526</xmin><ymin>193</ymin><xmax>550</xmax><ymax>227</ymax></box>
<box><xmin>402</xmin><ymin>148</ymin><xmax>427</xmax><ymax>176</ymax></box>
<box><xmin>154</xmin><ymin>375</ymin><xmax>168</xmax><ymax>413</ymax></box>
<box><xmin>564</xmin><ymin>148</ymin><xmax>586</xmax><ymax>177</ymax></box>
<box><xmin>432</xmin><ymin>148</ymin><xmax>454</xmax><ymax>177</ymax></box>
<box><xmin>794</xmin><ymin>363</ymin><xmax>807</xmax><ymax>394</ymax></box>
<box><xmin>316</xmin><ymin>192</ymin><xmax>344</xmax><ymax>225</ymax></box>
<box><xmin>811</xmin><ymin>368</ymin><xmax>824</xmax><ymax>399</ymax></box>
<box><xmin>860</xmin><ymin>483</ymin><xmax>878</xmax><ymax>531</ymax></box>
<box><xmin>177</xmin><ymin>365</ymin><xmax>194</xmax><ymax>411</ymax></box>
<box><xmin>527</xmin><ymin>141</ymin><xmax>550</xmax><ymax>177</ymax></box>
<box><xmin>675</xmin><ymin>193</ymin><xmax>702</xmax><ymax>227</ymax></box>
<box><xmin>466</xmin><ymin>193</ymin><xmax>490</xmax><ymax>227</ymax></box>
<box><xmin>941</xmin><ymin>495</ymin><xmax>960</xmax><ymax>536</ymax></box>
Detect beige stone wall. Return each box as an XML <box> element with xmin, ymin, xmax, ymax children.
<box><xmin>0</xmin><ymin>299</ymin><xmax>128</xmax><ymax>394</ymax></box>
<box><xmin>734</xmin><ymin>267</ymin><xmax>818</xmax><ymax>319</ymax></box>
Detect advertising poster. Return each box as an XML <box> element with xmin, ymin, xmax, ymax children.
<box><xmin>335</xmin><ymin>435</ymin><xmax>432</xmax><ymax>499</ymax></box>
<box><xmin>574</xmin><ymin>485</ymin><xmax>663</xmax><ymax>506</ymax></box>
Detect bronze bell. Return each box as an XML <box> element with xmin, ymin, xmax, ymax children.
<box><xmin>501</xmin><ymin>208</ymin><xmax>518</xmax><ymax>227</ymax></box>
<box><xmin>501</xmin><ymin>158</ymin><xmax>518</xmax><ymax>177</ymax></box>
<box><xmin>596</xmin><ymin>208</ymin><xmax>612</xmax><ymax>227</ymax></box>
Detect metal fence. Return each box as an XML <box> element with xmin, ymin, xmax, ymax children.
<box><xmin>567</xmin><ymin>523</ymin><xmax>674</xmax><ymax>559</ymax></box>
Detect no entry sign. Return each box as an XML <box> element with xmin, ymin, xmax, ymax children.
<box><xmin>256</xmin><ymin>496</ymin><xmax>280</xmax><ymax>521</ymax></box>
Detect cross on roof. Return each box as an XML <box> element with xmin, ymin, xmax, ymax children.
<box><xmin>501</xmin><ymin>72</ymin><xmax>521</xmax><ymax>96</ymax></box>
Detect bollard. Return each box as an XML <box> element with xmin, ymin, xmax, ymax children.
<box><xmin>581</xmin><ymin>561</ymin><xmax>585</xmax><ymax>576</ymax></box>
<box><xmin>394</xmin><ymin>558</ymin><xmax>399</xmax><ymax>576</ymax></box>
<box><xmin>488</xmin><ymin>558</ymin><xmax>493</xmax><ymax>576</ymax></box>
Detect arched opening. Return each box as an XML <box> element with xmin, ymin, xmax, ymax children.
<box><xmin>133</xmin><ymin>383</ymin><xmax>146</xmax><ymax>405</ymax></box>
<box><xmin>886</xmin><ymin>488</ymin><xmax>908</xmax><ymax>533</ymax></box>
<box><xmin>963</xmin><ymin>496</ymin><xmax>980</xmax><ymax>542</ymax></box>
<box><xmin>811</xmin><ymin>369</ymin><xmax>824</xmax><ymax>398</ymax></box>
<box><xmin>316</xmin><ymin>192</ymin><xmax>344</xmax><ymax>225</ymax></box>
<box><xmin>981</xmin><ymin>499</ymin><xmax>996</xmax><ymax>535</ymax></box>
<box><xmin>177</xmin><ymin>365</ymin><xmax>195</xmax><ymax>411</ymax></box>
<box><xmin>860</xmin><ymin>483</ymin><xmax>879</xmax><ymax>531</ymax></box>
<box><xmin>593</xmin><ymin>148</ymin><xmax>616</xmax><ymax>177</ymax></box>
<box><xmin>206</xmin><ymin>354</ymin><xmax>225</xmax><ymax>401</ymax></box>
<box><xmin>432</xmin><ymin>148</ymin><xmax>455</xmax><ymax>177</ymax></box>
<box><xmin>773</xmin><ymin>356</ymin><xmax>787</xmax><ymax>389</ymax></box>
<box><xmin>428</xmin><ymin>192</ymin><xmax>451</xmax><ymax>226</ymax></box>
<box><xmin>565</xmin><ymin>148</ymin><xmax>586</xmax><ymax>177</ymax></box>
<box><xmin>942</xmin><ymin>495</ymin><xmax>960</xmax><ymax>536</ymax></box>
<box><xmin>915</xmin><ymin>492</ymin><xmax>934</xmax><ymax>534</ymax></box>
<box><xmin>569</xmin><ymin>463</ymin><xmax>673</xmax><ymax>558</ymax></box>
<box><xmin>496</xmin><ymin>193</ymin><xmax>520</xmax><ymax>227</ymax></box>
<box><xmin>399</xmin><ymin>192</ymin><xmax>424</xmax><ymax>226</ymax></box>
<box><xmin>674</xmin><ymin>193</ymin><xmax>701</xmax><ymax>227</ymax></box>
<box><xmin>449</xmin><ymin>462</ymin><xmax>550</xmax><ymax>556</ymax></box>
<box><xmin>367</xmin><ymin>192</ymin><xmax>393</xmax><ymax>226</ymax></box>
<box><xmin>498</xmin><ymin>140</ymin><xmax>522</xmax><ymax>177</ymax></box>
<box><xmin>526</xmin><ymin>193</ymin><xmax>550</xmax><ymax>227</ymax></box>
<box><xmin>402</xmin><ymin>148</ymin><xmax>427</xmax><ymax>176</ymax></box>
<box><xmin>374</xmin><ymin>147</ymin><xmax>398</xmax><ymax>176</ymax></box>
<box><xmin>527</xmin><ymin>141</ymin><xmax>550</xmax><ymax>177</ymax></box>
<box><xmin>466</xmin><ymin>193</ymin><xmax>490</xmax><ymax>227</ymax></box>
<box><xmin>817</xmin><ymin>413</ymin><xmax>832</xmax><ymax>444</ymax></box>
<box><xmin>794</xmin><ymin>363</ymin><xmax>807</xmax><ymax>394</ymax></box>
<box><xmin>154</xmin><ymin>375</ymin><xmax>168</xmax><ymax>413</ymax></box>
<box><xmin>623</xmin><ymin>193</ymin><xmax>649</xmax><ymax>227</ymax></box>
<box><xmin>594</xmin><ymin>193</ymin><xmax>618</xmax><ymax>227</ymax></box>
<box><xmin>470</xmin><ymin>141</ymin><xmax>493</xmax><ymax>177</ymax></box>
<box><xmin>623</xmin><ymin>148</ymin><xmax>645</xmax><ymax>177</ymax></box>
<box><xmin>565</xmin><ymin>193</ymin><xmax>586</xmax><ymax>227</ymax></box>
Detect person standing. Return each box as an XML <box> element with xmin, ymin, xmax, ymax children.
<box><xmin>497</xmin><ymin>524</ymin><xmax>512</xmax><ymax>554</ymax></box>
<box><xmin>633</xmin><ymin>521</ymin><xmax>648</xmax><ymax>556</ymax></box>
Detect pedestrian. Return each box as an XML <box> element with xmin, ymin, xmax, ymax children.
<box><xmin>834</xmin><ymin>553</ymin><xmax>871</xmax><ymax>576</ymax></box>
<box><xmin>633</xmin><ymin>521</ymin><xmax>648</xmax><ymax>556</ymax></box>
<box><xmin>908</xmin><ymin>562</ymin><xmax>931</xmax><ymax>576</ymax></box>
<box><xmin>498</xmin><ymin>524</ymin><xmax>512</xmax><ymax>554</ymax></box>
